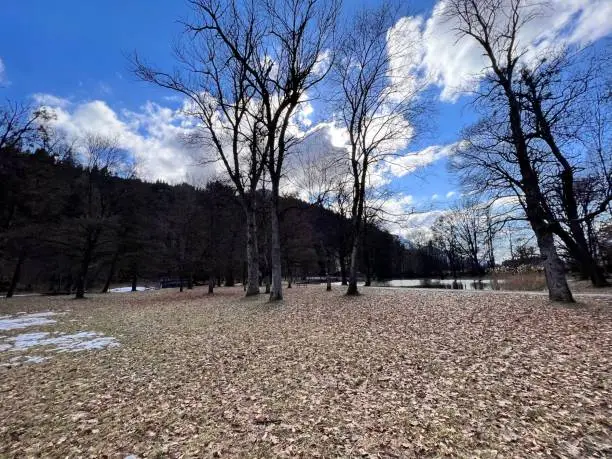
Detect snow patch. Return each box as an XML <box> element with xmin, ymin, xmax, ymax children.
<box><xmin>0</xmin><ymin>312</ymin><xmax>60</xmax><ymax>331</ymax></box>
<box><xmin>2</xmin><ymin>331</ymin><xmax>119</xmax><ymax>353</ymax></box>
<box><xmin>12</xmin><ymin>355</ymin><xmax>48</xmax><ymax>364</ymax></box>
<box><xmin>1</xmin><ymin>354</ymin><xmax>49</xmax><ymax>367</ymax></box>
<box><xmin>0</xmin><ymin>312</ymin><xmax>119</xmax><ymax>363</ymax></box>
<box><xmin>25</xmin><ymin>355</ymin><xmax>48</xmax><ymax>363</ymax></box>
<box><xmin>109</xmin><ymin>286</ymin><xmax>150</xmax><ymax>293</ymax></box>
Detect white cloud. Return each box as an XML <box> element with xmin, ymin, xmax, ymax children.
<box><xmin>312</xmin><ymin>49</ymin><xmax>332</xmax><ymax>77</ymax></box>
<box><xmin>565</xmin><ymin>0</ymin><xmax>612</xmax><ymax>43</ymax></box>
<box><xmin>390</xmin><ymin>0</ymin><xmax>612</xmax><ymax>101</ymax></box>
<box><xmin>393</xmin><ymin>208</ymin><xmax>447</xmax><ymax>241</ymax></box>
<box><xmin>365</xmin><ymin>193</ymin><xmax>419</xmax><ymax>239</ymax></box>
<box><xmin>36</xmin><ymin>95</ymin><xmax>222</xmax><ymax>184</ymax></box>
<box><xmin>381</xmin><ymin>194</ymin><xmax>414</xmax><ymax>215</ymax></box>
<box><xmin>445</xmin><ymin>191</ymin><xmax>456</xmax><ymax>199</ymax></box>
<box><xmin>296</xmin><ymin>100</ymin><xmax>314</xmax><ymax>127</ymax></box>
<box><xmin>382</xmin><ymin>141</ymin><xmax>464</xmax><ymax>179</ymax></box>
<box><xmin>282</xmin><ymin>122</ymin><xmax>349</xmax><ymax>199</ymax></box>
<box><xmin>32</xmin><ymin>93</ymin><xmax>71</xmax><ymax>109</ymax></box>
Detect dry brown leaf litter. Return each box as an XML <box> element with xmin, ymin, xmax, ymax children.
<box><xmin>0</xmin><ymin>287</ymin><xmax>610</xmax><ymax>458</ymax></box>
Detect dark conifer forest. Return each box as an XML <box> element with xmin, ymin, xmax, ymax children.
<box><xmin>1</xmin><ymin>145</ymin><xmax>424</xmax><ymax>296</ymax></box>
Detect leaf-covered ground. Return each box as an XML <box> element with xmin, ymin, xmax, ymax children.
<box><xmin>1</xmin><ymin>287</ymin><xmax>610</xmax><ymax>458</ymax></box>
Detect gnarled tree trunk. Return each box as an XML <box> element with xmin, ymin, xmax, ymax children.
<box><xmin>535</xmin><ymin>230</ymin><xmax>574</xmax><ymax>302</ymax></box>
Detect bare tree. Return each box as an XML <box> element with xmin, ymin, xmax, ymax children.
<box><xmin>517</xmin><ymin>51</ymin><xmax>610</xmax><ymax>286</ymax></box>
<box><xmin>292</xmin><ymin>139</ymin><xmax>349</xmax><ymax>290</ymax></box>
<box><xmin>432</xmin><ymin>215</ymin><xmax>462</xmax><ymax>280</ymax></box>
<box><xmin>0</xmin><ymin>101</ymin><xmax>49</xmax><ymax>152</ymax></box>
<box><xmin>446</xmin><ymin>0</ymin><xmax>575</xmax><ymax>301</ymax></box>
<box><xmin>73</xmin><ymin>134</ymin><xmax>123</xmax><ymax>299</ymax></box>
<box><xmin>133</xmin><ymin>1</ymin><xmax>267</xmax><ymax>296</ymax></box>
<box><xmin>334</xmin><ymin>1</ymin><xmax>422</xmax><ymax>295</ymax></box>
<box><xmin>483</xmin><ymin>205</ymin><xmax>497</xmax><ymax>269</ymax></box>
<box><xmin>135</xmin><ymin>0</ymin><xmax>340</xmax><ymax>301</ymax></box>
<box><xmin>453</xmin><ymin>198</ymin><xmax>486</xmax><ymax>275</ymax></box>
<box><xmin>251</xmin><ymin>0</ymin><xmax>340</xmax><ymax>301</ymax></box>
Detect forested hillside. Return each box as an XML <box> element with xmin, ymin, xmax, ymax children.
<box><xmin>1</xmin><ymin>146</ymin><xmax>418</xmax><ymax>296</ymax></box>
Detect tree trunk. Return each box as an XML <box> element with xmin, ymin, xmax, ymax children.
<box><xmin>224</xmin><ymin>269</ymin><xmax>235</xmax><ymax>287</ymax></box>
<box><xmin>564</xmin><ymin>229</ymin><xmax>609</xmax><ymax>287</ymax></box>
<box><xmin>131</xmin><ymin>274</ymin><xmax>137</xmax><ymax>292</ymax></box>
<box><xmin>187</xmin><ymin>273</ymin><xmax>193</xmax><ymax>290</ymax></box>
<box><xmin>6</xmin><ymin>251</ymin><xmax>26</xmax><ymax>299</ymax></box>
<box><xmin>339</xmin><ymin>251</ymin><xmax>348</xmax><ymax>285</ymax></box>
<box><xmin>364</xmin><ymin>250</ymin><xmax>372</xmax><ymax>287</ymax></box>
<box><xmin>75</xmin><ymin>236</ymin><xmax>95</xmax><ymax>299</ymax></box>
<box><xmin>101</xmin><ymin>251</ymin><xmax>119</xmax><ymax>293</ymax></box>
<box><xmin>179</xmin><ymin>276</ymin><xmax>184</xmax><ymax>293</ymax></box>
<box><xmin>269</xmin><ymin>201</ymin><xmax>283</xmax><ymax>301</ymax></box>
<box><xmin>208</xmin><ymin>278</ymin><xmax>214</xmax><ymax>294</ymax></box>
<box><xmin>536</xmin><ymin>230</ymin><xmax>574</xmax><ymax>302</ymax></box>
<box><xmin>326</xmin><ymin>253</ymin><xmax>332</xmax><ymax>291</ymax></box>
<box><xmin>347</xmin><ymin>161</ymin><xmax>366</xmax><ymax>296</ymax></box>
<box><xmin>347</xmin><ymin>236</ymin><xmax>360</xmax><ymax>295</ymax></box>
<box><xmin>503</xmin><ymin>81</ymin><xmax>573</xmax><ymax>302</ymax></box>
<box><xmin>245</xmin><ymin>207</ymin><xmax>260</xmax><ymax>296</ymax></box>
<box><xmin>576</xmin><ymin>247</ymin><xmax>608</xmax><ymax>287</ymax></box>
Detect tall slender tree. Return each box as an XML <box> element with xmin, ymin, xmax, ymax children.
<box><xmin>133</xmin><ymin>5</ymin><xmax>266</xmax><ymax>296</ymax></box>
<box><xmin>333</xmin><ymin>2</ymin><xmax>421</xmax><ymax>295</ymax></box>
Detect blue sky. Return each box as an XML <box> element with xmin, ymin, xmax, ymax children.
<box><xmin>1</xmin><ymin>0</ymin><xmax>609</xmax><ymax>240</ymax></box>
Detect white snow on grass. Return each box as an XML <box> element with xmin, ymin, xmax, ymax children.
<box><xmin>23</xmin><ymin>355</ymin><xmax>48</xmax><ymax>363</ymax></box>
<box><xmin>0</xmin><ymin>312</ymin><xmax>119</xmax><ymax>364</ymax></box>
<box><xmin>2</xmin><ymin>331</ymin><xmax>119</xmax><ymax>353</ymax></box>
<box><xmin>12</xmin><ymin>355</ymin><xmax>48</xmax><ymax>364</ymax></box>
<box><xmin>109</xmin><ymin>286</ymin><xmax>151</xmax><ymax>293</ymax></box>
<box><xmin>8</xmin><ymin>332</ymin><xmax>51</xmax><ymax>350</ymax></box>
<box><xmin>1</xmin><ymin>354</ymin><xmax>50</xmax><ymax>367</ymax></box>
<box><xmin>0</xmin><ymin>312</ymin><xmax>60</xmax><ymax>331</ymax></box>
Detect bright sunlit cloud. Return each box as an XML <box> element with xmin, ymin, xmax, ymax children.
<box><xmin>389</xmin><ymin>0</ymin><xmax>612</xmax><ymax>101</ymax></box>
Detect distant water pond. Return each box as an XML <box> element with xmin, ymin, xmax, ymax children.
<box><xmin>376</xmin><ymin>279</ymin><xmax>497</xmax><ymax>290</ymax></box>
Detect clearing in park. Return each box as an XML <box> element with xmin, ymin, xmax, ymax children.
<box><xmin>1</xmin><ymin>286</ymin><xmax>610</xmax><ymax>457</ymax></box>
